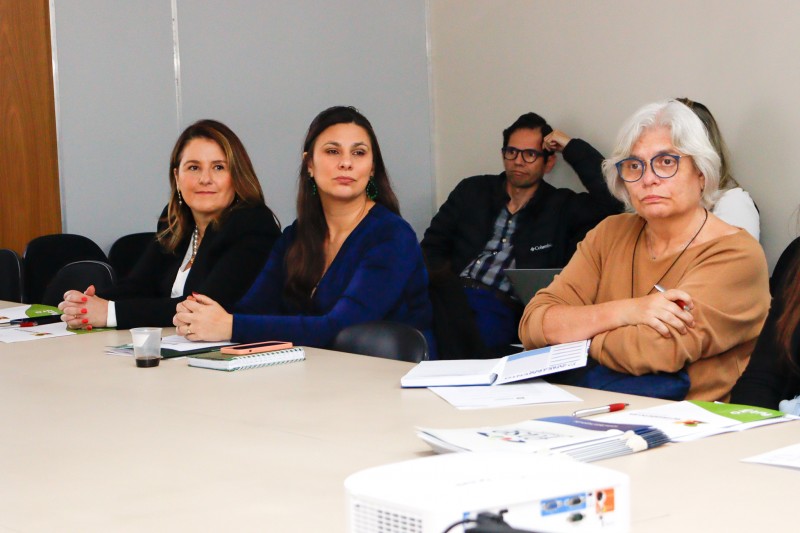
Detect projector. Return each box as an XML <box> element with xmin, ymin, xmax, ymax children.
<box><xmin>345</xmin><ymin>452</ymin><xmax>629</xmax><ymax>533</ymax></box>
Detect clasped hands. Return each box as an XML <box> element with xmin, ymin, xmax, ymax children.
<box><xmin>58</xmin><ymin>285</ymin><xmax>107</xmax><ymax>329</ymax></box>
<box><xmin>173</xmin><ymin>293</ymin><xmax>233</xmax><ymax>342</ymax></box>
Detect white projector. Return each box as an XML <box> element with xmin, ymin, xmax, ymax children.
<box><xmin>345</xmin><ymin>452</ymin><xmax>629</xmax><ymax>533</ymax></box>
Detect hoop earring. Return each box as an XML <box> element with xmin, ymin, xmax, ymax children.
<box><xmin>366</xmin><ymin>177</ymin><xmax>378</xmax><ymax>201</ymax></box>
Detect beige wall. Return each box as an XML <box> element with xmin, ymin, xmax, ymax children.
<box><xmin>430</xmin><ymin>0</ymin><xmax>800</xmax><ymax>270</ymax></box>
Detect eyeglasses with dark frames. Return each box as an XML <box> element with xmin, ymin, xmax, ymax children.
<box><xmin>615</xmin><ymin>154</ymin><xmax>683</xmax><ymax>183</ymax></box>
<box><xmin>501</xmin><ymin>146</ymin><xmax>546</xmax><ymax>164</ymax></box>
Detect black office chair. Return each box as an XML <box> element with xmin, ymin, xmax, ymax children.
<box><xmin>23</xmin><ymin>234</ymin><xmax>108</xmax><ymax>304</ymax></box>
<box><xmin>41</xmin><ymin>260</ymin><xmax>117</xmax><ymax>307</ymax></box>
<box><xmin>0</xmin><ymin>249</ymin><xmax>24</xmax><ymax>302</ymax></box>
<box><xmin>332</xmin><ymin>321</ymin><xmax>429</xmax><ymax>363</ymax></box>
<box><xmin>108</xmin><ymin>232</ymin><xmax>155</xmax><ymax>279</ymax></box>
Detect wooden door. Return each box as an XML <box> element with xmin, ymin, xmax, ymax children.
<box><xmin>0</xmin><ymin>0</ymin><xmax>62</xmax><ymax>254</ymax></box>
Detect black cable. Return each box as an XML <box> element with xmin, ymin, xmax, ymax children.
<box><xmin>442</xmin><ymin>510</ymin><xmax>540</xmax><ymax>533</ymax></box>
<box><xmin>441</xmin><ymin>518</ymin><xmax>477</xmax><ymax>533</ymax></box>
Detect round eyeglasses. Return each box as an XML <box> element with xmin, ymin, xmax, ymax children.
<box><xmin>615</xmin><ymin>154</ymin><xmax>683</xmax><ymax>183</ymax></box>
<box><xmin>501</xmin><ymin>146</ymin><xmax>546</xmax><ymax>164</ymax></box>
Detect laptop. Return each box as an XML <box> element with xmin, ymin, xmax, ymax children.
<box><xmin>504</xmin><ymin>268</ymin><xmax>562</xmax><ymax>303</ymax></box>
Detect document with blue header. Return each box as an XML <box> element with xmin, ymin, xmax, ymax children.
<box><xmin>400</xmin><ymin>340</ymin><xmax>589</xmax><ymax>388</ymax></box>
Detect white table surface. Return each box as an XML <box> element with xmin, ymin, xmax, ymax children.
<box><xmin>0</xmin><ymin>302</ymin><xmax>797</xmax><ymax>532</ymax></box>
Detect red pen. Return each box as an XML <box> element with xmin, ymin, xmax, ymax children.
<box><xmin>572</xmin><ymin>403</ymin><xmax>629</xmax><ymax>418</ymax></box>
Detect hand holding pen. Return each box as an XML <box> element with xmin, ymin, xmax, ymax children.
<box><xmin>637</xmin><ymin>284</ymin><xmax>694</xmax><ymax>338</ymax></box>
<box><xmin>620</xmin><ymin>284</ymin><xmax>695</xmax><ymax>338</ymax></box>
<box><xmin>653</xmin><ymin>284</ymin><xmax>692</xmax><ymax>312</ymax></box>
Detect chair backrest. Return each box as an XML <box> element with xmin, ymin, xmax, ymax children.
<box><xmin>41</xmin><ymin>260</ymin><xmax>117</xmax><ymax>307</ymax></box>
<box><xmin>24</xmin><ymin>234</ymin><xmax>108</xmax><ymax>304</ymax></box>
<box><xmin>0</xmin><ymin>249</ymin><xmax>24</xmax><ymax>302</ymax></box>
<box><xmin>331</xmin><ymin>321</ymin><xmax>429</xmax><ymax>363</ymax></box>
<box><xmin>108</xmin><ymin>232</ymin><xmax>155</xmax><ymax>279</ymax></box>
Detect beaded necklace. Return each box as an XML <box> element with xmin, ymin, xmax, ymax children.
<box><xmin>186</xmin><ymin>226</ymin><xmax>200</xmax><ymax>269</ymax></box>
<box><xmin>630</xmin><ymin>208</ymin><xmax>708</xmax><ymax>298</ymax></box>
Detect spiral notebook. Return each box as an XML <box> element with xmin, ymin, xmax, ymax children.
<box><xmin>187</xmin><ymin>347</ymin><xmax>306</xmax><ymax>371</ymax></box>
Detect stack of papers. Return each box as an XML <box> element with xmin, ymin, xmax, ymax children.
<box><xmin>597</xmin><ymin>401</ymin><xmax>795</xmax><ymax>442</ymax></box>
<box><xmin>417</xmin><ymin>416</ymin><xmax>669</xmax><ymax>462</ymax></box>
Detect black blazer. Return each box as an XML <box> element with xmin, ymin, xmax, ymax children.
<box><xmin>98</xmin><ymin>204</ymin><xmax>280</xmax><ymax>329</ymax></box>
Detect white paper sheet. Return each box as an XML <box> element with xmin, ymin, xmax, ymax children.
<box><xmin>428</xmin><ymin>380</ymin><xmax>582</xmax><ymax>409</ymax></box>
<box><xmin>159</xmin><ymin>335</ymin><xmax>233</xmax><ymax>352</ymax></box>
<box><xmin>0</xmin><ymin>322</ymin><xmax>75</xmax><ymax>343</ymax></box>
<box><xmin>742</xmin><ymin>442</ymin><xmax>800</xmax><ymax>469</ymax></box>
<box><xmin>0</xmin><ymin>305</ymin><xmax>32</xmax><ymax>323</ymax></box>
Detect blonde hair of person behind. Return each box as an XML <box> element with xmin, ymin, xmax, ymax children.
<box><xmin>601</xmin><ymin>99</ymin><xmax>721</xmax><ymax>212</ymax></box>
<box><xmin>677</xmin><ymin>97</ymin><xmax>739</xmax><ymax>191</ymax></box>
<box><xmin>158</xmin><ymin>119</ymin><xmax>269</xmax><ymax>253</ymax></box>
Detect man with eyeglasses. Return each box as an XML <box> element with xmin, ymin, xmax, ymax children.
<box><xmin>422</xmin><ymin>112</ymin><xmax>623</xmax><ymax>359</ymax></box>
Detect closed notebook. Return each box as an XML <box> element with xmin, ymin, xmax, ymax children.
<box><xmin>187</xmin><ymin>346</ymin><xmax>306</xmax><ymax>371</ymax></box>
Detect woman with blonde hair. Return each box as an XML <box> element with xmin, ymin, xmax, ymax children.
<box><xmin>59</xmin><ymin>119</ymin><xmax>280</xmax><ymax>329</ymax></box>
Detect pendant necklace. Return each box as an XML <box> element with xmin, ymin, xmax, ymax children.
<box><xmin>630</xmin><ymin>208</ymin><xmax>708</xmax><ymax>298</ymax></box>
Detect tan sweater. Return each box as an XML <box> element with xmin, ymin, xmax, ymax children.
<box><xmin>519</xmin><ymin>213</ymin><xmax>770</xmax><ymax>401</ymax></box>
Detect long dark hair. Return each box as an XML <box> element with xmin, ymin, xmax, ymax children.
<box><xmin>777</xmin><ymin>250</ymin><xmax>800</xmax><ymax>370</ymax></box>
<box><xmin>158</xmin><ymin>119</ymin><xmax>271</xmax><ymax>252</ymax></box>
<box><xmin>283</xmin><ymin>106</ymin><xmax>400</xmax><ymax>309</ymax></box>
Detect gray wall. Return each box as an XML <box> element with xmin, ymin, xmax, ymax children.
<box><xmin>429</xmin><ymin>0</ymin><xmax>800</xmax><ymax>271</ymax></box>
<box><xmin>53</xmin><ymin>1</ymin><xmax>799</xmax><ymax>271</ymax></box>
<box><xmin>54</xmin><ymin>0</ymin><xmax>177</xmax><ymax>247</ymax></box>
<box><xmin>53</xmin><ymin>0</ymin><xmax>434</xmax><ymax>251</ymax></box>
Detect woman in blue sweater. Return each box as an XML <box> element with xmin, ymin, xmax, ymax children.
<box><xmin>174</xmin><ymin>106</ymin><xmax>433</xmax><ymax>350</ymax></box>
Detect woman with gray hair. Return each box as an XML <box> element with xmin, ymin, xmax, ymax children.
<box><xmin>519</xmin><ymin>100</ymin><xmax>769</xmax><ymax>401</ymax></box>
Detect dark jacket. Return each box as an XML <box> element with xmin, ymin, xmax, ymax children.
<box><xmin>99</xmin><ymin>204</ymin><xmax>280</xmax><ymax>329</ymax></box>
<box><xmin>422</xmin><ymin>139</ymin><xmax>622</xmax><ymax>274</ymax></box>
<box><xmin>730</xmin><ymin>236</ymin><xmax>800</xmax><ymax>408</ymax></box>
<box><xmin>421</xmin><ymin>138</ymin><xmax>623</xmax><ymax>358</ymax></box>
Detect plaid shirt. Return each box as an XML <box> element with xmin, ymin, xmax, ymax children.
<box><xmin>460</xmin><ymin>208</ymin><xmax>517</xmax><ymax>295</ymax></box>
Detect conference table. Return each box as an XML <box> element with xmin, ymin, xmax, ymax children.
<box><xmin>0</xmin><ymin>301</ymin><xmax>797</xmax><ymax>532</ymax></box>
